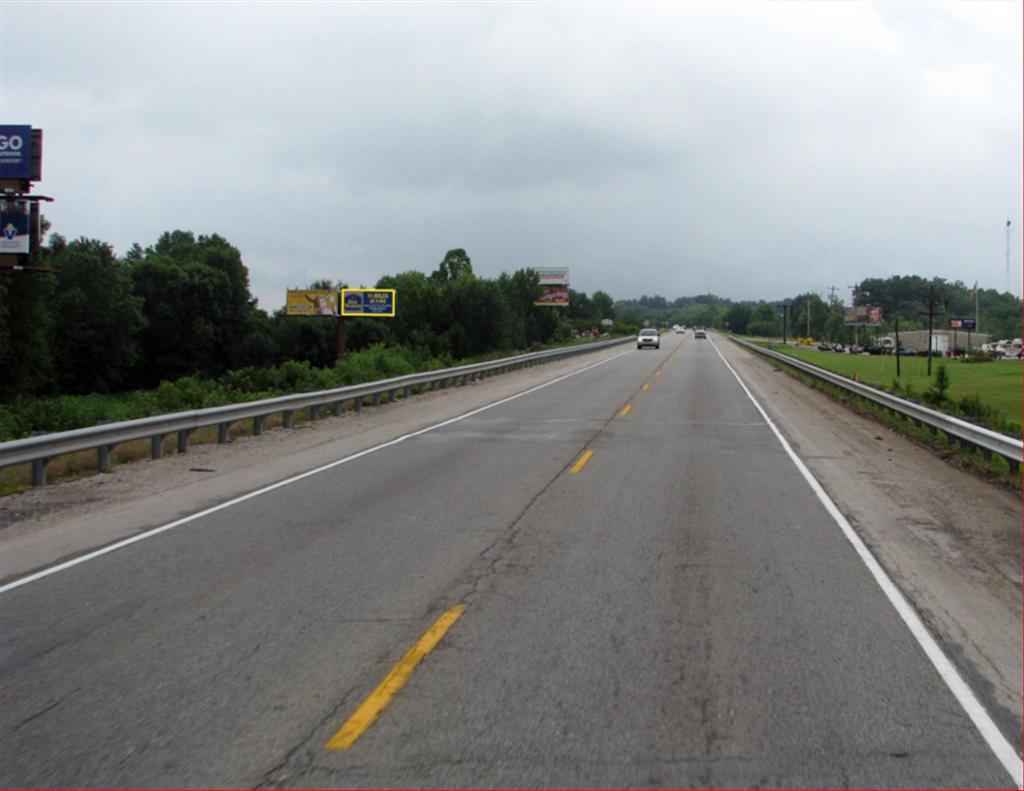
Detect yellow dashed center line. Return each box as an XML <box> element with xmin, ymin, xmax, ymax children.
<box><xmin>570</xmin><ymin>450</ymin><xmax>595</xmax><ymax>474</ymax></box>
<box><xmin>656</xmin><ymin>370</ymin><xmax>663</xmax><ymax>377</ymax></box>
<box><xmin>326</xmin><ymin>604</ymin><xmax>467</xmax><ymax>751</ymax></box>
<box><xmin>620</xmin><ymin>404</ymin><xmax>632</xmax><ymax>416</ymax></box>
<box><xmin>642</xmin><ymin>383</ymin><xmax>650</xmax><ymax>391</ymax></box>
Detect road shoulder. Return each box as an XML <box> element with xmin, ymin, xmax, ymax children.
<box><xmin>716</xmin><ymin>334</ymin><xmax>1022</xmax><ymax>746</ymax></box>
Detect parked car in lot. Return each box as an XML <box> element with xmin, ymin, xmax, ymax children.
<box><xmin>637</xmin><ymin>329</ymin><xmax>661</xmax><ymax>349</ymax></box>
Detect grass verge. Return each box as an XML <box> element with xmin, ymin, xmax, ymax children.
<box><xmin>752</xmin><ymin>349</ymin><xmax>1021</xmax><ymax>491</ymax></box>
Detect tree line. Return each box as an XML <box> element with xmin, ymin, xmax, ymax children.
<box><xmin>616</xmin><ymin>277</ymin><xmax>1022</xmax><ymax>343</ymax></box>
<box><xmin>0</xmin><ymin>230</ymin><xmax>621</xmax><ymax>402</ymax></box>
<box><xmin>4</xmin><ymin>224</ymin><xmax>1017</xmax><ymax>404</ymax></box>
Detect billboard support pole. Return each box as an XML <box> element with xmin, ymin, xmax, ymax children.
<box><xmin>336</xmin><ymin>315</ymin><xmax>346</xmax><ymax>361</ymax></box>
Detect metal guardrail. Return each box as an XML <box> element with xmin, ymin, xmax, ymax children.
<box><xmin>2</xmin><ymin>337</ymin><xmax>635</xmax><ymax>485</ymax></box>
<box><xmin>730</xmin><ymin>336</ymin><xmax>1023</xmax><ymax>473</ymax></box>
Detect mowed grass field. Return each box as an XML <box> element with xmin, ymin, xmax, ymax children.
<box><xmin>761</xmin><ymin>343</ymin><xmax>1022</xmax><ymax>431</ymax></box>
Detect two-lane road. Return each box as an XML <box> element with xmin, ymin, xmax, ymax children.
<box><xmin>1</xmin><ymin>333</ymin><xmax>1018</xmax><ymax>787</ymax></box>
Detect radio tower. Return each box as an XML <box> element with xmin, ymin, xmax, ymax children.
<box><xmin>1006</xmin><ymin>219</ymin><xmax>1012</xmax><ymax>293</ymax></box>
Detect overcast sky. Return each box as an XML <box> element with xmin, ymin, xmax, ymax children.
<box><xmin>2</xmin><ymin>1</ymin><xmax>1020</xmax><ymax>310</ymax></box>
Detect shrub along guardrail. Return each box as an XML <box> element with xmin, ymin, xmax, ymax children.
<box><xmin>730</xmin><ymin>336</ymin><xmax>1022</xmax><ymax>474</ymax></box>
<box><xmin>2</xmin><ymin>337</ymin><xmax>634</xmax><ymax>486</ymax></box>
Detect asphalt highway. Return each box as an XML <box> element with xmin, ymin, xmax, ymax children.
<box><xmin>0</xmin><ymin>333</ymin><xmax>1018</xmax><ymax>788</ymax></box>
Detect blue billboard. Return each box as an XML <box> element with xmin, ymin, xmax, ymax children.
<box><xmin>0</xmin><ymin>200</ymin><xmax>31</xmax><ymax>254</ymax></box>
<box><xmin>0</xmin><ymin>126</ymin><xmax>32</xmax><ymax>179</ymax></box>
<box><xmin>341</xmin><ymin>289</ymin><xmax>396</xmax><ymax>316</ymax></box>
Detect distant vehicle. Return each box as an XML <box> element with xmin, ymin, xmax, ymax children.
<box><xmin>674</xmin><ymin>326</ymin><xmax>685</xmax><ymax>334</ymax></box>
<box><xmin>898</xmin><ymin>347</ymin><xmax>918</xmax><ymax>356</ymax></box>
<box><xmin>817</xmin><ymin>342</ymin><xmax>832</xmax><ymax>351</ymax></box>
<box><xmin>637</xmin><ymin>329</ymin><xmax>660</xmax><ymax>349</ymax></box>
<box><xmin>694</xmin><ymin>329</ymin><xmax>707</xmax><ymax>339</ymax></box>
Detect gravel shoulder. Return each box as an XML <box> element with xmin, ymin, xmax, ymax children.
<box><xmin>715</xmin><ymin>334</ymin><xmax>1022</xmax><ymax>745</ymax></box>
<box><xmin>2</xmin><ymin>336</ymin><xmax>1020</xmax><ymax>747</ymax></box>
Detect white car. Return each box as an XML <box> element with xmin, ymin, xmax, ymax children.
<box><xmin>694</xmin><ymin>329</ymin><xmax>707</xmax><ymax>339</ymax></box>
<box><xmin>637</xmin><ymin>329</ymin><xmax>660</xmax><ymax>349</ymax></box>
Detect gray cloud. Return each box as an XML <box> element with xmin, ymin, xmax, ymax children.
<box><xmin>2</xmin><ymin>1</ymin><xmax>1019</xmax><ymax>310</ymax></box>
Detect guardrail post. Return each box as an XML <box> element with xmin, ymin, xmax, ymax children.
<box><xmin>333</xmin><ymin>401</ymin><xmax>343</xmax><ymax>417</ymax></box>
<box><xmin>253</xmin><ymin>415</ymin><xmax>264</xmax><ymax>435</ymax></box>
<box><xmin>218</xmin><ymin>422</ymin><xmax>231</xmax><ymax>444</ymax></box>
<box><xmin>151</xmin><ymin>435</ymin><xmax>165</xmax><ymax>459</ymax></box>
<box><xmin>404</xmin><ymin>386</ymin><xmax>412</xmax><ymax>398</ymax></box>
<box><xmin>283</xmin><ymin>410</ymin><xmax>294</xmax><ymax>429</ymax></box>
<box><xmin>417</xmin><ymin>383</ymin><xmax>425</xmax><ymax>395</ymax></box>
<box><xmin>97</xmin><ymin>445</ymin><xmax>112</xmax><ymax>472</ymax></box>
<box><xmin>372</xmin><ymin>392</ymin><xmax>382</xmax><ymax>407</ymax></box>
<box><xmin>354</xmin><ymin>397</ymin><xmax>362</xmax><ymax>413</ymax></box>
<box><xmin>31</xmin><ymin>458</ymin><xmax>49</xmax><ymax>486</ymax></box>
<box><xmin>388</xmin><ymin>389</ymin><xmax>397</xmax><ymax>403</ymax></box>
<box><xmin>177</xmin><ymin>429</ymin><xmax>191</xmax><ymax>453</ymax></box>
<box><xmin>310</xmin><ymin>405</ymin><xmax>321</xmax><ymax>421</ymax></box>
<box><xmin>1009</xmin><ymin>459</ymin><xmax>1020</xmax><ymax>475</ymax></box>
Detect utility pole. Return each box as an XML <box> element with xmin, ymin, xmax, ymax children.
<box><xmin>807</xmin><ymin>298</ymin><xmax>811</xmax><ymax>338</ymax></box>
<box><xmin>848</xmin><ymin>284</ymin><xmax>861</xmax><ymax>347</ymax></box>
<box><xmin>895</xmin><ymin>314</ymin><xmax>901</xmax><ymax>378</ymax></box>
<box><xmin>919</xmin><ymin>284</ymin><xmax>943</xmax><ymax>376</ymax></box>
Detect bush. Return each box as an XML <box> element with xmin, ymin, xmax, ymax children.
<box><xmin>0</xmin><ymin>337</ymin><xmax>588</xmax><ymax>441</ymax></box>
<box><xmin>924</xmin><ymin>364</ymin><xmax>951</xmax><ymax>406</ymax></box>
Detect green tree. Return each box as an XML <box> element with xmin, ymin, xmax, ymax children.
<box><xmin>270</xmin><ymin>308</ymin><xmax>337</xmax><ymax>367</ymax></box>
<box><xmin>724</xmin><ymin>303</ymin><xmax>753</xmax><ymax>334</ymax></box>
<box><xmin>129</xmin><ymin>231</ymin><xmax>260</xmax><ymax>384</ymax></box>
<box><xmin>789</xmin><ymin>293</ymin><xmax>829</xmax><ymax>339</ymax></box>
<box><xmin>591</xmin><ymin>290</ymin><xmax>615</xmax><ymax>320</ymax></box>
<box><xmin>747</xmin><ymin>303</ymin><xmax>782</xmax><ymax>338</ymax></box>
<box><xmin>0</xmin><ymin>237</ymin><xmax>58</xmax><ymax>399</ymax></box>
<box><xmin>568</xmin><ymin>289</ymin><xmax>598</xmax><ymax>322</ymax></box>
<box><xmin>376</xmin><ymin>270</ymin><xmax>444</xmax><ymax>354</ymax></box>
<box><xmin>432</xmin><ymin>248</ymin><xmax>474</xmax><ymax>283</ymax></box>
<box><xmin>498</xmin><ymin>268</ymin><xmax>564</xmax><ymax>348</ymax></box>
<box><xmin>443</xmin><ymin>277</ymin><xmax>512</xmax><ymax>358</ymax></box>
<box><xmin>50</xmin><ymin>238</ymin><xmax>145</xmax><ymax>394</ymax></box>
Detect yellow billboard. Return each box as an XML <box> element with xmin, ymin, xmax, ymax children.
<box><xmin>286</xmin><ymin>289</ymin><xmax>339</xmax><ymax>316</ymax></box>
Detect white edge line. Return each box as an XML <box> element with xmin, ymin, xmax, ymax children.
<box><xmin>710</xmin><ymin>337</ymin><xmax>1023</xmax><ymax>788</ymax></box>
<box><xmin>0</xmin><ymin>349</ymin><xmax>632</xmax><ymax>597</ymax></box>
